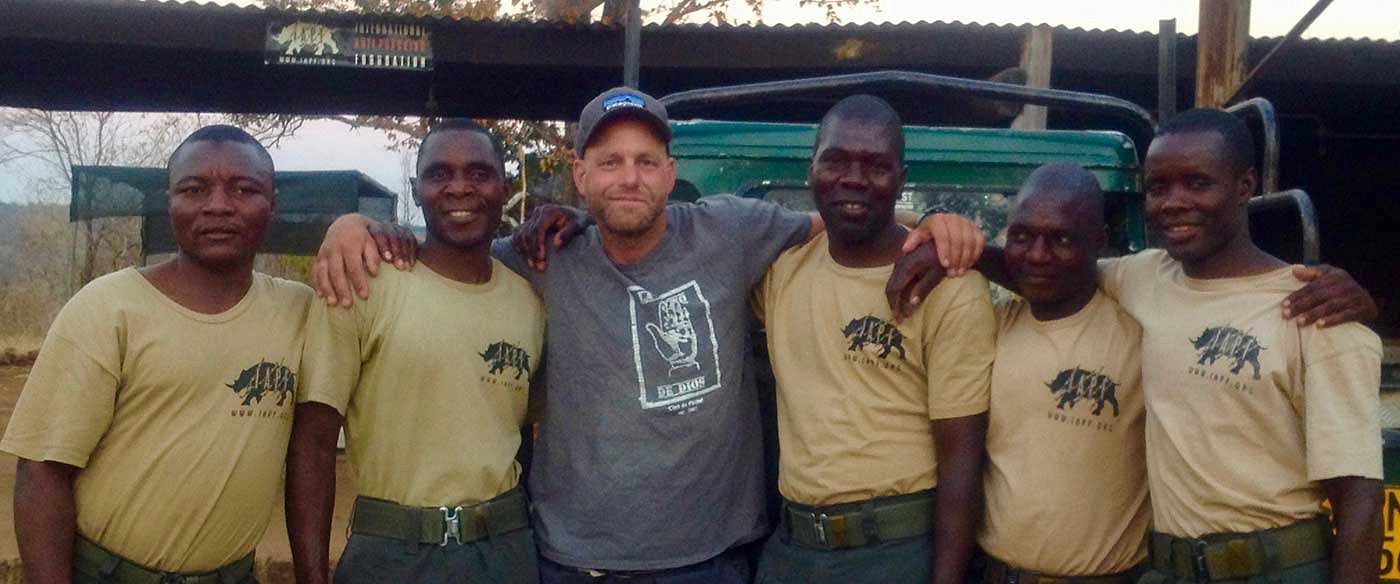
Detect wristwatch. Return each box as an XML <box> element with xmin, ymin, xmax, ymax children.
<box><xmin>917</xmin><ymin>204</ymin><xmax>954</xmax><ymax>225</ymax></box>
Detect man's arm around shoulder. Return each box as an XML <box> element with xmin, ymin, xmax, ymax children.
<box><xmin>14</xmin><ymin>458</ymin><xmax>78</xmax><ymax>584</ymax></box>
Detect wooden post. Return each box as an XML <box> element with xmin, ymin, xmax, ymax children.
<box><xmin>1196</xmin><ymin>0</ymin><xmax>1251</xmax><ymax>108</ymax></box>
<box><xmin>1012</xmin><ymin>25</ymin><xmax>1053</xmax><ymax>130</ymax></box>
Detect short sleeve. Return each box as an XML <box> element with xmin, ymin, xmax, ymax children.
<box><xmin>297</xmin><ymin>295</ymin><xmax>370</xmax><ymax>415</ymax></box>
<box><xmin>693</xmin><ymin>196</ymin><xmax>812</xmax><ymax>286</ymax></box>
<box><xmin>1095</xmin><ymin>251</ymin><xmax>1164</xmax><ymax>315</ymax></box>
<box><xmin>0</xmin><ymin>293</ymin><xmax>122</xmax><ymax>467</ymax></box>
<box><xmin>1300</xmin><ymin>323</ymin><xmax>1383</xmax><ymax>481</ymax></box>
<box><xmin>922</xmin><ymin>274</ymin><xmax>997</xmax><ymax>419</ymax></box>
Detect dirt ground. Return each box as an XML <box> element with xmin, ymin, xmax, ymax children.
<box><xmin>0</xmin><ymin>365</ymin><xmax>357</xmax><ymax>582</ymax></box>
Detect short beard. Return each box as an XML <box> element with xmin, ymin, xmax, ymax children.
<box><xmin>590</xmin><ymin>200</ymin><xmax>665</xmax><ymax>238</ymax></box>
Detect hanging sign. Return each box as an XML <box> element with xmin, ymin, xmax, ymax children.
<box><xmin>265</xmin><ymin>20</ymin><xmax>432</xmax><ymax>71</ymax></box>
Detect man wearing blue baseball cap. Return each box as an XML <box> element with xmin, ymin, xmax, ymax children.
<box><xmin>310</xmin><ymin>86</ymin><xmax>986</xmax><ymax>583</ymax></box>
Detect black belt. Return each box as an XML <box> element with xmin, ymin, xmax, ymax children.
<box><xmin>1149</xmin><ymin>516</ymin><xmax>1331</xmax><ymax>582</ymax></box>
<box><xmin>782</xmin><ymin>489</ymin><xmax>936</xmax><ymax>550</ymax></box>
<box><xmin>73</xmin><ymin>536</ymin><xmax>253</xmax><ymax>584</ymax></box>
<box><xmin>350</xmin><ymin>486</ymin><xmax>529</xmax><ymax>546</ymax></box>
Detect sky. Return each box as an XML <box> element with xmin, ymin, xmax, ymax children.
<box><xmin>1</xmin><ymin>0</ymin><xmax>1396</xmax><ymax>205</ymax></box>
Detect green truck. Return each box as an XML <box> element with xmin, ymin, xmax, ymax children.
<box><xmin>652</xmin><ymin>71</ymin><xmax>1400</xmax><ymax>579</ymax></box>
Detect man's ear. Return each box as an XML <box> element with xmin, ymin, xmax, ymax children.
<box><xmin>269</xmin><ymin>188</ymin><xmax>279</xmax><ymax>215</ymax></box>
<box><xmin>409</xmin><ymin>177</ymin><xmax>422</xmax><ymax>207</ymax></box>
<box><xmin>572</xmin><ymin>158</ymin><xmax>589</xmax><ymax>204</ymax></box>
<box><xmin>1238</xmin><ymin>167</ymin><xmax>1259</xmax><ymax>203</ymax></box>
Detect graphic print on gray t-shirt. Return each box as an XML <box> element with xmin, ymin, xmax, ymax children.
<box><xmin>492</xmin><ymin>196</ymin><xmax>811</xmax><ymax>570</ymax></box>
<box><xmin>630</xmin><ymin>281</ymin><xmax>722</xmax><ymax>412</ymax></box>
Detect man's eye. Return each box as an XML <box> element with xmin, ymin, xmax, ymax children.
<box><xmin>1056</xmin><ymin>235</ymin><xmax>1074</xmax><ymax>246</ymax></box>
<box><xmin>1009</xmin><ymin>232</ymin><xmax>1028</xmax><ymax>243</ymax></box>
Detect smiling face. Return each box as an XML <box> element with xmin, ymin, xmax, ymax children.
<box><xmin>572</xmin><ymin>117</ymin><xmax>676</xmax><ymax>241</ymax></box>
<box><xmin>809</xmin><ymin>115</ymin><xmax>906</xmax><ymax>245</ymax></box>
<box><xmin>1004</xmin><ymin>191</ymin><xmax>1102</xmax><ymax>310</ymax></box>
<box><xmin>166</xmin><ymin>140</ymin><xmax>275</xmax><ymax>269</ymax></box>
<box><xmin>1143</xmin><ymin>131</ymin><xmax>1256</xmax><ymax>267</ymax></box>
<box><xmin>414</xmin><ymin>129</ymin><xmax>507</xmax><ymax>250</ymax></box>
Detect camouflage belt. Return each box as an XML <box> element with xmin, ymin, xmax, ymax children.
<box><xmin>981</xmin><ymin>552</ymin><xmax>1141</xmax><ymax>584</ymax></box>
<box><xmin>73</xmin><ymin>536</ymin><xmax>253</xmax><ymax>584</ymax></box>
<box><xmin>782</xmin><ymin>490</ymin><xmax>935</xmax><ymax>550</ymax></box>
<box><xmin>350</xmin><ymin>485</ymin><xmax>529</xmax><ymax>546</ymax></box>
<box><xmin>1149</xmin><ymin>516</ymin><xmax>1331</xmax><ymax>582</ymax></box>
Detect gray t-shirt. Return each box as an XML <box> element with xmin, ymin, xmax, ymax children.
<box><xmin>493</xmin><ymin>196</ymin><xmax>811</xmax><ymax>570</ymax></box>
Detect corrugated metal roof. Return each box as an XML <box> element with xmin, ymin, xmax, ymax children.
<box><xmin>67</xmin><ymin>0</ymin><xmax>1400</xmax><ymax>45</ymax></box>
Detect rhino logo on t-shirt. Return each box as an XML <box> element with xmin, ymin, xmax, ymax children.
<box><xmin>1190</xmin><ymin>325</ymin><xmax>1264</xmax><ymax>381</ymax></box>
<box><xmin>480</xmin><ymin>341</ymin><xmax>532</xmax><ymax>380</ymax></box>
<box><xmin>1046</xmin><ymin>367</ymin><xmax>1120</xmax><ymax>416</ymax></box>
<box><xmin>227</xmin><ymin>361</ymin><xmax>296</xmax><ymax>407</ymax></box>
<box><xmin>842</xmin><ymin>315</ymin><xmax>906</xmax><ymax>360</ymax></box>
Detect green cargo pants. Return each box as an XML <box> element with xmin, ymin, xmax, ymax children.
<box><xmin>332</xmin><ymin>526</ymin><xmax>539</xmax><ymax>584</ymax></box>
<box><xmin>753</xmin><ymin>527</ymin><xmax>934</xmax><ymax>584</ymax></box>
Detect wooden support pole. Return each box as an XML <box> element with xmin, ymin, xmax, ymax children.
<box><xmin>1196</xmin><ymin>0</ymin><xmax>1251</xmax><ymax>108</ymax></box>
<box><xmin>1012</xmin><ymin>25</ymin><xmax>1053</xmax><ymax>130</ymax></box>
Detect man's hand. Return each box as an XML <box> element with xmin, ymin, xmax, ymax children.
<box><xmin>886</xmin><ymin>241</ymin><xmax>947</xmax><ymax>322</ymax></box>
<box><xmin>1283</xmin><ymin>265</ymin><xmax>1378</xmax><ymax>327</ymax></box>
<box><xmin>903</xmin><ymin>213</ymin><xmax>985</xmax><ymax>277</ymax></box>
<box><xmin>511</xmin><ymin>205</ymin><xmax>589</xmax><ymax>271</ymax></box>
<box><xmin>310</xmin><ymin>214</ymin><xmax>417</xmax><ymax>307</ymax></box>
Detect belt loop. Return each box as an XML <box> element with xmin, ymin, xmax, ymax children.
<box><xmin>815</xmin><ymin>512</ymin><xmax>830</xmax><ymax>548</ymax></box>
<box><xmin>859</xmin><ymin>500</ymin><xmax>881</xmax><ymax>546</ymax></box>
<box><xmin>1191</xmin><ymin>539</ymin><xmax>1210</xmax><ymax>584</ymax></box>
<box><xmin>475</xmin><ymin>504</ymin><xmax>491</xmax><ymax>541</ymax></box>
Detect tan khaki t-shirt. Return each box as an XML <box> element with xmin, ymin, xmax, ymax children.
<box><xmin>979</xmin><ymin>292</ymin><xmax>1149</xmax><ymax>576</ymax></box>
<box><xmin>1100</xmin><ymin>250</ymin><xmax>1382</xmax><ymax>537</ymax></box>
<box><xmin>298</xmin><ymin>260</ymin><xmax>544</xmax><ymax>507</ymax></box>
<box><xmin>0</xmin><ymin>268</ymin><xmax>312</xmax><ymax>572</ymax></box>
<box><xmin>756</xmin><ymin>233</ymin><xmax>996</xmax><ymax>506</ymax></box>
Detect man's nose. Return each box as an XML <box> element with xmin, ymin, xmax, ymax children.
<box><xmin>203</xmin><ymin>186</ymin><xmax>235</xmax><ymax>214</ymax></box>
<box><xmin>1026</xmin><ymin>236</ymin><xmax>1051</xmax><ymax>262</ymax></box>
<box><xmin>845</xmin><ymin>161</ymin><xmax>875</xmax><ymax>184</ymax></box>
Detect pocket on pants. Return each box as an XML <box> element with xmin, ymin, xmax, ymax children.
<box><xmin>485</xmin><ymin>528</ymin><xmax>540</xmax><ymax>584</ymax></box>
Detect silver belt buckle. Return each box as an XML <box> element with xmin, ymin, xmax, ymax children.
<box><xmin>815</xmin><ymin>512</ymin><xmax>829</xmax><ymax>546</ymax></box>
<box><xmin>440</xmin><ymin>505</ymin><xmax>464</xmax><ymax>546</ymax></box>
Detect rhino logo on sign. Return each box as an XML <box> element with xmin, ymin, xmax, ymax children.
<box><xmin>842</xmin><ymin>315</ymin><xmax>906</xmax><ymax>360</ymax></box>
<box><xmin>271</xmin><ymin>22</ymin><xmax>340</xmax><ymax>56</ymax></box>
<box><xmin>1046</xmin><ymin>367</ymin><xmax>1120</xmax><ymax>416</ymax></box>
<box><xmin>227</xmin><ymin>361</ymin><xmax>296</xmax><ymax>407</ymax></box>
<box><xmin>1191</xmin><ymin>325</ymin><xmax>1264</xmax><ymax>380</ymax></box>
<box><xmin>481</xmin><ymin>341</ymin><xmax>531</xmax><ymax>380</ymax></box>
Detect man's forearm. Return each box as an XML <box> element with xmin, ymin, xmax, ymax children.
<box><xmin>14</xmin><ymin>459</ymin><xmax>78</xmax><ymax>584</ymax></box>
<box><xmin>931</xmin><ymin>414</ymin><xmax>988</xmax><ymax>584</ymax></box>
<box><xmin>1325</xmin><ymin>477</ymin><xmax>1382</xmax><ymax>584</ymax></box>
<box><xmin>286</xmin><ymin>404</ymin><xmax>343</xmax><ymax>584</ymax></box>
<box><xmin>974</xmin><ymin>246</ymin><xmax>1014</xmax><ymax>292</ymax></box>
